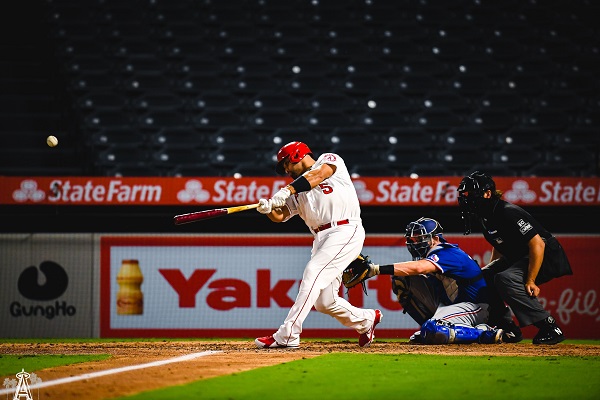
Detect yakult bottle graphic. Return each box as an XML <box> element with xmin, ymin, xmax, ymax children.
<box><xmin>116</xmin><ymin>259</ymin><xmax>144</xmax><ymax>315</ymax></box>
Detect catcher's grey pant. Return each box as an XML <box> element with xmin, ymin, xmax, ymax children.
<box><xmin>432</xmin><ymin>302</ymin><xmax>489</xmax><ymax>326</ymax></box>
<box><xmin>272</xmin><ymin>223</ymin><xmax>376</xmax><ymax>347</ymax></box>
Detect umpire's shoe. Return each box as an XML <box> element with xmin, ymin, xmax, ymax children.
<box><xmin>532</xmin><ymin>316</ymin><xmax>565</xmax><ymax>345</ymax></box>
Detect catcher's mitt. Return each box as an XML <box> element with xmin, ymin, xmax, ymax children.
<box><xmin>342</xmin><ymin>253</ymin><xmax>373</xmax><ymax>295</ymax></box>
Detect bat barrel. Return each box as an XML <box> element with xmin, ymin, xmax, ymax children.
<box><xmin>173</xmin><ymin>209</ymin><xmax>228</xmax><ymax>225</ymax></box>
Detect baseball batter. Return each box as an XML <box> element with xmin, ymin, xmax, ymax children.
<box><xmin>254</xmin><ymin>141</ymin><xmax>381</xmax><ymax>349</ymax></box>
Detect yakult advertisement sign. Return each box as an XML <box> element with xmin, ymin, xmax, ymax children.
<box><xmin>100</xmin><ymin>235</ymin><xmax>600</xmax><ymax>339</ymax></box>
<box><xmin>2</xmin><ymin>176</ymin><xmax>600</xmax><ymax>206</ymax></box>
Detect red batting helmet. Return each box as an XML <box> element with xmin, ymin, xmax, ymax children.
<box><xmin>275</xmin><ymin>141</ymin><xmax>313</xmax><ymax>175</ymax></box>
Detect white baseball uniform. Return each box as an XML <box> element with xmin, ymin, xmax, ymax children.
<box><xmin>272</xmin><ymin>152</ymin><xmax>378</xmax><ymax>347</ymax></box>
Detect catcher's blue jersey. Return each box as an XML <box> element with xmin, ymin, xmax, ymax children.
<box><xmin>426</xmin><ymin>243</ymin><xmax>488</xmax><ymax>304</ymax></box>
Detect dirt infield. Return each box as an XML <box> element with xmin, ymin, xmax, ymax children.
<box><xmin>1</xmin><ymin>341</ymin><xmax>599</xmax><ymax>400</ymax></box>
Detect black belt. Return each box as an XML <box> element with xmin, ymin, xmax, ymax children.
<box><xmin>313</xmin><ymin>219</ymin><xmax>349</xmax><ymax>233</ymax></box>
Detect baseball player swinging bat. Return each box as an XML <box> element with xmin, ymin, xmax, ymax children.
<box><xmin>173</xmin><ymin>203</ymin><xmax>259</xmax><ymax>225</ymax></box>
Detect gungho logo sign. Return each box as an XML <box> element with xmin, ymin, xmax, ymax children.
<box><xmin>10</xmin><ymin>261</ymin><xmax>76</xmax><ymax>320</ymax></box>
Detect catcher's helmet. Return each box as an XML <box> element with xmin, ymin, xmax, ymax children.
<box><xmin>405</xmin><ymin>217</ymin><xmax>444</xmax><ymax>260</ymax></box>
<box><xmin>275</xmin><ymin>141</ymin><xmax>313</xmax><ymax>175</ymax></box>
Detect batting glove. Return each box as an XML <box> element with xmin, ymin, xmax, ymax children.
<box><xmin>257</xmin><ymin>198</ymin><xmax>272</xmax><ymax>214</ymax></box>
<box><xmin>270</xmin><ymin>187</ymin><xmax>291</xmax><ymax>208</ymax></box>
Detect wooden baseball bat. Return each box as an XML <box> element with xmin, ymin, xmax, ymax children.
<box><xmin>173</xmin><ymin>203</ymin><xmax>259</xmax><ymax>225</ymax></box>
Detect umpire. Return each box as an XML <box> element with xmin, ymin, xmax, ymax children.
<box><xmin>457</xmin><ymin>171</ymin><xmax>573</xmax><ymax>345</ymax></box>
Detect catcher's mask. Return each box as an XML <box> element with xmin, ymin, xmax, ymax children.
<box><xmin>405</xmin><ymin>217</ymin><xmax>444</xmax><ymax>260</ymax></box>
<box><xmin>275</xmin><ymin>141</ymin><xmax>313</xmax><ymax>175</ymax></box>
<box><xmin>457</xmin><ymin>171</ymin><xmax>496</xmax><ymax>234</ymax></box>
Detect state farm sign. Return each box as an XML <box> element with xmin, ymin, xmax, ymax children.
<box><xmin>2</xmin><ymin>176</ymin><xmax>600</xmax><ymax>206</ymax></box>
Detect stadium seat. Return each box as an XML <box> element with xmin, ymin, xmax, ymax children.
<box><xmin>306</xmin><ymin>111</ymin><xmax>353</xmax><ymax>128</ymax></box>
<box><xmin>437</xmin><ymin>149</ymin><xmax>492</xmax><ymax>170</ymax></box>
<box><xmin>250</xmin><ymin>92</ymin><xmax>300</xmax><ymax>112</ymax></box>
<box><xmin>469</xmin><ymin>109</ymin><xmax>516</xmax><ymax>131</ymax></box>
<box><xmin>416</xmin><ymin>109</ymin><xmax>463</xmax><ymax>132</ymax></box>
<box><xmin>545</xmin><ymin>146</ymin><xmax>598</xmax><ymax>175</ymax></box>
<box><xmin>479</xmin><ymin>91</ymin><xmax>525</xmax><ymax>111</ymax></box>
<box><xmin>209</xmin><ymin>128</ymin><xmax>266</xmax><ymax>150</ymax></box>
<box><xmin>191</xmin><ymin>91</ymin><xmax>243</xmax><ymax>112</ymax></box>
<box><xmin>307</xmin><ymin>93</ymin><xmax>358</xmax><ymax>113</ymax></box>
<box><xmin>252</xmin><ymin>110</ymin><xmax>297</xmax><ymax>129</ymax></box>
<box><xmin>139</xmin><ymin>111</ymin><xmax>188</xmax><ymax>130</ymax></box>
<box><xmin>323</xmin><ymin>128</ymin><xmax>383</xmax><ymax>152</ymax></box>
<box><xmin>524</xmin><ymin>164</ymin><xmax>579</xmax><ymax>177</ymax></box>
<box><xmin>365</xmin><ymin>94</ymin><xmax>416</xmax><ymax>113</ymax></box>
<box><xmin>383</xmin><ymin>128</ymin><xmax>438</xmax><ymax>151</ymax></box>
<box><xmin>452</xmin><ymin>74</ymin><xmax>496</xmax><ymax>97</ymax></box>
<box><xmin>423</xmin><ymin>92</ymin><xmax>472</xmax><ymax>113</ymax></box>
<box><xmin>84</xmin><ymin>111</ymin><xmax>133</xmax><ymax>130</ymax></box>
<box><xmin>150</xmin><ymin>128</ymin><xmax>206</xmax><ymax>149</ymax></box>
<box><xmin>228</xmin><ymin>163</ymin><xmax>278</xmax><ymax>177</ymax></box>
<box><xmin>132</xmin><ymin>93</ymin><xmax>185</xmax><ymax>112</ymax></box>
<box><xmin>385</xmin><ymin>148</ymin><xmax>437</xmax><ymax>169</ymax></box>
<box><xmin>497</xmin><ymin>128</ymin><xmax>548</xmax><ymax>150</ymax></box>
<box><xmin>523</xmin><ymin>111</ymin><xmax>570</xmax><ymax>131</ymax></box>
<box><xmin>360</xmin><ymin>111</ymin><xmax>407</xmax><ymax>128</ymax></box>
<box><xmin>193</xmin><ymin>110</ymin><xmax>244</xmax><ymax>129</ymax></box>
<box><xmin>441</xmin><ymin>128</ymin><xmax>495</xmax><ymax>151</ymax></box>
<box><xmin>492</xmin><ymin>148</ymin><xmax>542</xmax><ymax>170</ymax></box>
<box><xmin>408</xmin><ymin>163</ymin><xmax>455</xmax><ymax>177</ymax></box>
<box><xmin>152</xmin><ymin>148</ymin><xmax>209</xmax><ymax>168</ymax></box>
<box><xmin>89</xmin><ymin>129</ymin><xmax>146</xmax><ymax>149</ymax></box>
<box><xmin>209</xmin><ymin>148</ymin><xmax>262</xmax><ymax>168</ymax></box>
<box><xmin>78</xmin><ymin>93</ymin><xmax>128</xmax><ymax>111</ymax></box>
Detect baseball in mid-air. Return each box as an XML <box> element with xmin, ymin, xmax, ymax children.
<box><xmin>46</xmin><ymin>135</ymin><xmax>58</xmax><ymax>147</ymax></box>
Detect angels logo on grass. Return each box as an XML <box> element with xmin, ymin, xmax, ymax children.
<box><xmin>2</xmin><ymin>369</ymin><xmax>43</xmax><ymax>399</ymax></box>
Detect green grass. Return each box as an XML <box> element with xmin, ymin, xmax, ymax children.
<box><xmin>0</xmin><ymin>354</ymin><xmax>110</xmax><ymax>376</ymax></box>
<box><xmin>119</xmin><ymin>353</ymin><xmax>600</xmax><ymax>400</ymax></box>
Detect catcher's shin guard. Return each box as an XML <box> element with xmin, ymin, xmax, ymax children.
<box><xmin>421</xmin><ymin>319</ymin><xmax>493</xmax><ymax>344</ymax></box>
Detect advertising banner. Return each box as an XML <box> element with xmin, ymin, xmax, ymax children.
<box><xmin>2</xmin><ymin>176</ymin><xmax>600</xmax><ymax>207</ymax></box>
<box><xmin>100</xmin><ymin>234</ymin><xmax>600</xmax><ymax>339</ymax></box>
<box><xmin>0</xmin><ymin>234</ymin><xmax>94</xmax><ymax>338</ymax></box>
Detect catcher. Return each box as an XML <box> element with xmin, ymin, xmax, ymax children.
<box><xmin>343</xmin><ymin>217</ymin><xmax>503</xmax><ymax>344</ymax></box>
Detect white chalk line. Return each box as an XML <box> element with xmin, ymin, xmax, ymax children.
<box><xmin>0</xmin><ymin>350</ymin><xmax>222</xmax><ymax>395</ymax></box>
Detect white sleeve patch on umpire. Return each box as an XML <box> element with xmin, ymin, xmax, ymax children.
<box><xmin>517</xmin><ymin>219</ymin><xmax>533</xmax><ymax>235</ymax></box>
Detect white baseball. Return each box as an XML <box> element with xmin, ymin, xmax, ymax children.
<box><xmin>47</xmin><ymin>135</ymin><xmax>58</xmax><ymax>147</ymax></box>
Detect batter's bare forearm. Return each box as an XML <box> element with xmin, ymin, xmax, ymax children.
<box><xmin>267</xmin><ymin>207</ymin><xmax>288</xmax><ymax>223</ymax></box>
<box><xmin>287</xmin><ymin>164</ymin><xmax>335</xmax><ymax>194</ymax></box>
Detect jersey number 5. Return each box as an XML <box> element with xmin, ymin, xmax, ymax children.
<box><xmin>319</xmin><ymin>183</ymin><xmax>333</xmax><ymax>194</ymax></box>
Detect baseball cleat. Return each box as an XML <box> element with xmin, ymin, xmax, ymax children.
<box><xmin>532</xmin><ymin>318</ymin><xmax>565</xmax><ymax>345</ymax></box>
<box><xmin>409</xmin><ymin>330</ymin><xmax>425</xmax><ymax>344</ymax></box>
<box><xmin>255</xmin><ymin>335</ymin><xmax>298</xmax><ymax>349</ymax></box>
<box><xmin>359</xmin><ymin>309</ymin><xmax>382</xmax><ymax>348</ymax></box>
<box><xmin>500</xmin><ymin>321</ymin><xmax>523</xmax><ymax>343</ymax></box>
